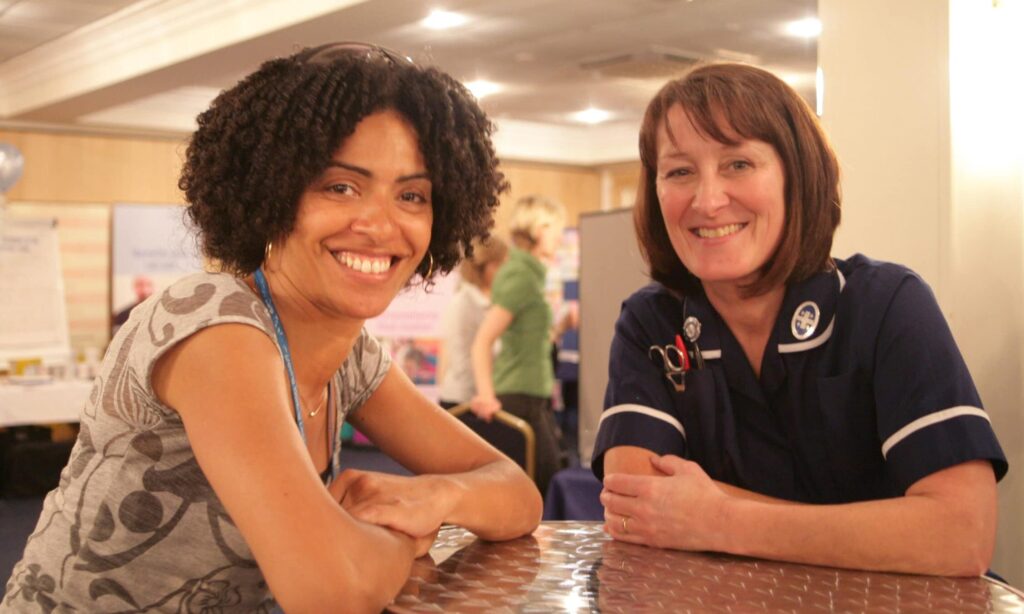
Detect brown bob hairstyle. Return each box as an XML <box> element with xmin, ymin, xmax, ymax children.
<box><xmin>634</xmin><ymin>62</ymin><xmax>841</xmax><ymax>297</ymax></box>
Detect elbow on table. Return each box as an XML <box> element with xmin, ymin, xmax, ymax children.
<box><xmin>519</xmin><ymin>481</ymin><xmax>544</xmax><ymax>535</ymax></box>
<box><xmin>510</xmin><ymin>464</ymin><xmax>544</xmax><ymax>537</ymax></box>
<box><xmin>937</xmin><ymin>546</ymin><xmax>992</xmax><ymax>578</ymax></box>
<box><xmin>272</xmin><ymin>548</ymin><xmax>413</xmax><ymax>613</ymax></box>
<box><xmin>947</xmin><ymin>533</ymin><xmax>995</xmax><ymax>578</ymax></box>
<box><xmin>933</xmin><ymin>511</ymin><xmax>996</xmax><ymax>577</ymax></box>
<box><xmin>473</xmin><ymin>468</ymin><xmax>544</xmax><ymax>541</ymax></box>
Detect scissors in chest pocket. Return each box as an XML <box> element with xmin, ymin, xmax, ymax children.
<box><xmin>649</xmin><ymin>338</ymin><xmax>690</xmax><ymax>392</ymax></box>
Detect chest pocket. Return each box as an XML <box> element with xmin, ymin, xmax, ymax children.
<box><xmin>676</xmin><ymin>369</ymin><xmax>741</xmax><ymax>484</ymax></box>
<box><xmin>817</xmin><ymin>370</ymin><xmax>888</xmax><ymax>501</ymax></box>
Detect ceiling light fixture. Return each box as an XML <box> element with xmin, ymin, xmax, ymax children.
<box><xmin>572</xmin><ymin>107</ymin><xmax>612</xmax><ymax>125</ymax></box>
<box><xmin>465</xmin><ymin>80</ymin><xmax>501</xmax><ymax>99</ymax></box>
<box><xmin>422</xmin><ymin>9</ymin><xmax>468</xmax><ymax>30</ymax></box>
<box><xmin>785</xmin><ymin>17</ymin><xmax>822</xmax><ymax>38</ymax></box>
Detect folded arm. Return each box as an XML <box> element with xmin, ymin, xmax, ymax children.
<box><xmin>602</xmin><ymin>446</ymin><xmax>996</xmax><ymax>576</ymax></box>
<box><xmin>154</xmin><ymin>324</ymin><xmax>416</xmax><ymax>614</ymax></box>
<box><xmin>345</xmin><ymin>365</ymin><xmax>542</xmax><ymax>542</ymax></box>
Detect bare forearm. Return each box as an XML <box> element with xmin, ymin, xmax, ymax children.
<box><xmin>717</xmin><ymin>494</ymin><xmax>992</xmax><ymax>576</ymax></box>
<box><xmin>352</xmin><ymin>522</ymin><xmax>419</xmax><ymax>602</ymax></box>
<box><xmin>604</xmin><ymin>455</ymin><xmax>995</xmax><ymax>576</ymax></box>
<box><xmin>715</xmin><ymin>481</ymin><xmax>793</xmax><ymax>504</ymax></box>
<box><xmin>438</xmin><ymin>459</ymin><xmax>542</xmax><ymax>540</ymax></box>
<box><xmin>470</xmin><ymin>341</ymin><xmax>495</xmax><ymax>398</ymax></box>
<box><xmin>270</xmin><ymin>513</ymin><xmax>417</xmax><ymax>613</ymax></box>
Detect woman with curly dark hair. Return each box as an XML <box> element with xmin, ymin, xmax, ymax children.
<box><xmin>3</xmin><ymin>43</ymin><xmax>541</xmax><ymax>614</ymax></box>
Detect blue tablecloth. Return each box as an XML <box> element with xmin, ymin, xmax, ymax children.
<box><xmin>543</xmin><ymin>466</ymin><xmax>604</xmax><ymax>521</ymax></box>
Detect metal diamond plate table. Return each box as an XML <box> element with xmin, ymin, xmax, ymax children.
<box><xmin>388</xmin><ymin>521</ymin><xmax>1024</xmax><ymax>613</ymax></box>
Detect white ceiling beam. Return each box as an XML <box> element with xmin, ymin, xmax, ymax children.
<box><xmin>0</xmin><ymin>0</ymin><xmax>370</xmax><ymax>118</ymax></box>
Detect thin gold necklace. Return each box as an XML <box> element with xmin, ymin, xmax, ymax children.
<box><xmin>308</xmin><ymin>386</ymin><xmax>328</xmax><ymax>418</ymax></box>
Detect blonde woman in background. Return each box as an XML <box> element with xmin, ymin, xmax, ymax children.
<box><xmin>471</xmin><ymin>195</ymin><xmax>566</xmax><ymax>497</ymax></box>
<box><xmin>438</xmin><ymin>237</ymin><xmax>509</xmax><ymax>409</ymax></box>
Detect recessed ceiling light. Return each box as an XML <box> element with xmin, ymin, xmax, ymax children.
<box><xmin>422</xmin><ymin>9</ymin><xmax>468</xmax><ymax>30</ymax></box>
<box><xmin>465</xmin><ymin>80</ymin><xmax>501</xmax><ymax>99</ymax></box>
<box><xmin>785</xmin><ymin>17</ymin><xmax>821</xmax><ymax>38</ymax></box>
<box><xmin>572</xmin><ymin>107</ymin><xmax>612</xmax><ymax>125</ymax></box>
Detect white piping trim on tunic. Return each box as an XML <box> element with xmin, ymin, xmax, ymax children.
<box><xmin>599</xmin><ymin>404</ymin><xmax>686</xmax><ymax>439</ymax></box>
<box><xmin>778</xmin><ymin>317</ymin><xmax>835</xmax><ymax>353</ymax></box>
<box><xmin>777</xmin><ymin>267</ymin><xmax>847</xmax><ymax>354</ymax></box>
<box><xmin>881</xmin><ymin>406</ymin><xmax>990</xmax><ymax>458</ymax></box>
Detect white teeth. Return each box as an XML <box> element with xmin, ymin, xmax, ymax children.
<box><xmin>336</xmin><ymin>251</ymin><xmax>392</xmax><ymax>274</ymax></box>
<box><xmin>695</xmin><ymin>223</ymin><xmax>744</xmax><ymax>239</ymax></box>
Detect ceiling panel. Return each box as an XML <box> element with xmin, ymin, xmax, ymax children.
<box><xmin>0</xmin><ymin>0</ymin><xmax>818</xmax><ymax>135</ymax></box>
<box><xmin>0</xmin><ymin>0</ymin><xmax>139</xmax><ymax>62</ymax></box>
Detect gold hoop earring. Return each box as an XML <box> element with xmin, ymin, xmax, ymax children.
<box><xmin>424</xmin><ymin>252</ymin><xmax>434</xmax><ymax>279</ymax></box>
<box><xmin>264</xmin><ymin>241</ymin><xmax>273</xmax><ymax>268</ymax></box>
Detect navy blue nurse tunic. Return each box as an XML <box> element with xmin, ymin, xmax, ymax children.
<box><xmin>591</xmin><ymin>254</ymin><xmax>1007</xmax><ymax>504</ymax></box>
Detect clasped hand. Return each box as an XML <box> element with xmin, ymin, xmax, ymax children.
<box><xmin>600</xmin><ymin>454</ymin><xmax>728</xmax><ymax>551</ymax></box>
<box><xmin>329</xmin><ymin>469</ymin><xmax>451</xmax><ymax>557</ymax></box>
<box><xmin>469</xmin><ymin>394</ymin><xmax>501</xmax><ymax>421</ymax></box>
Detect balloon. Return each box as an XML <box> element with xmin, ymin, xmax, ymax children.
<box><xmin>0</xmin><ymin>142</ymin><xmax>25</xmax><ymax>193</ymax></box>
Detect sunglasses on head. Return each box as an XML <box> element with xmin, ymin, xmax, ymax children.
<box><xmin>296</xmin><ymin>41</ymin><xmax>413</xmax><ymax>67</ymax></box>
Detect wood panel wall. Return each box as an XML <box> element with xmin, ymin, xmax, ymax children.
<box><xmin>0</xmin><ymin>129</ymin><xmax>621</xmax><ymax>352</ymax></box>
<box><xmin>497</xmin><ymin>161</ymin><xmax>602</xmax><ymax>233</ymax></box>
<box><xmin>601</xmin><ymin>161</ymin><xmax>642</xmax><ymax>210</ymax></box>
<box><xmin>1</xmin><ymin>128</ymin><xmax>187</xmax><ymax>355</ymax></box>
<box><xmin>0</xmin><ymin>130</ymin><xmax>186</xmax><ymax>204</ymax></box>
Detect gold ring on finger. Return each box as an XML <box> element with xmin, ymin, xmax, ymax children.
<box><xmin>621</xmin><ymin>516</ymin><xmax>629</xmax><ymax>533</ymax></box>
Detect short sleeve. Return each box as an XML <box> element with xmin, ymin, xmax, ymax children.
<box><xmin>337</xmin><ymin>328</ymin><xmax>393</xmax><ymax>418</ymax></box>
<box><xmin>873</xmin><ymin>274</ymin><xmax>1007</xmax><ymax>491</ymax></box>
<box><xmin>120</xmin><ymin>273</ymin><xmax>275</xmax><ymax>422</ymax></box>
<box><xmin>591</xmin><ymin>293</ymin><xmax>687</xmax><ymax>480</ymax></box>
<box><xmin>490</xmin><ymin>264</ymin><xmax>533</xmax><ymax>315</ymax></box>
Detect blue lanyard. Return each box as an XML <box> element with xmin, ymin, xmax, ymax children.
<box><xmin>253</xmin><ymin>268</ymin><xmax>334</xmax><ymax>478</ymax></box>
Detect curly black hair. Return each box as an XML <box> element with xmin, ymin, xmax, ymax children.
<box><xmin>179</xmin><ymin>43</ymin><xmax>507</xmax><ymax>279</ymax></box>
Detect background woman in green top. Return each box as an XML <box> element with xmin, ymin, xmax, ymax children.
<box><xmin>471</xmin><ymin>195</ymin><xmax>566</xmax><ymax>496</ymax></box>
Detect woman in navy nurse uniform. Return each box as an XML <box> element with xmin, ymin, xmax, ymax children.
<box><xmin>593</xmin><ymin>62</ymin><xmax>1007</xmax><ymax>576</ymax></box>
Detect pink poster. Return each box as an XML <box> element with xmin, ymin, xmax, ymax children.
<box><xmin>365</xmin><ymin>272</ymin><xmax>458</xmax><ymax>402</ymax></box>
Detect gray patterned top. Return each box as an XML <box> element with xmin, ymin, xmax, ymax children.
<box><xmin>2</xmin><ymin>272</ymin><xmax>392</xmax><ymax>613</ymax></box>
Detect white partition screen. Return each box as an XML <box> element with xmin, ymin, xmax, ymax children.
<box><xmin>577</xmin><ymin>208</ymin><xmax>650</xmax><ymax>465</ymax></box>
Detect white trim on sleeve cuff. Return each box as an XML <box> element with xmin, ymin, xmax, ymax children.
<box><xmin>881</xmin><ymin>406</ymin><xmax>990</xmax><ymax>458</ymax></box>
<box><xmin>599</xmin><ymin>403</ymin><xmax>686</xmax><ymax>439</ymax></box>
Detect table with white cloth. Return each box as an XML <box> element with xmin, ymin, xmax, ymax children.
<box><xmin>0</xmin><ymin>380</ymin><xmax>91</xmax><ymax>427</ymax></box>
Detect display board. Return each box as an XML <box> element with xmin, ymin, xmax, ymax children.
<box><xmin>0</xmin><ymin>216</ymin><xmax>72</xmax><ymax>366</ymax></box>
<box><xmin>365</xmin><ymin>273</ymin><xmax>458</xmax><ymax>402</ymax></box>
<box><xmin>110</xmin><ymin>204</ymin><xmax>203</xmax><ymax>331</ymax></box>
<box><xmin>578</xmin><ymin>208</ymin><xmax>649</xmax><ymax>465</ymax></box>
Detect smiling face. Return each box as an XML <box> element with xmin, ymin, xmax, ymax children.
<box><xmin>655</xmin><ymin>104</ymin><xmax>786</xmax><ymax>294</ymax></box>
<box><xmin>269</xmin><ymin>109</ymin><xmax>432</xmax><ymax>322</ymax></box>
